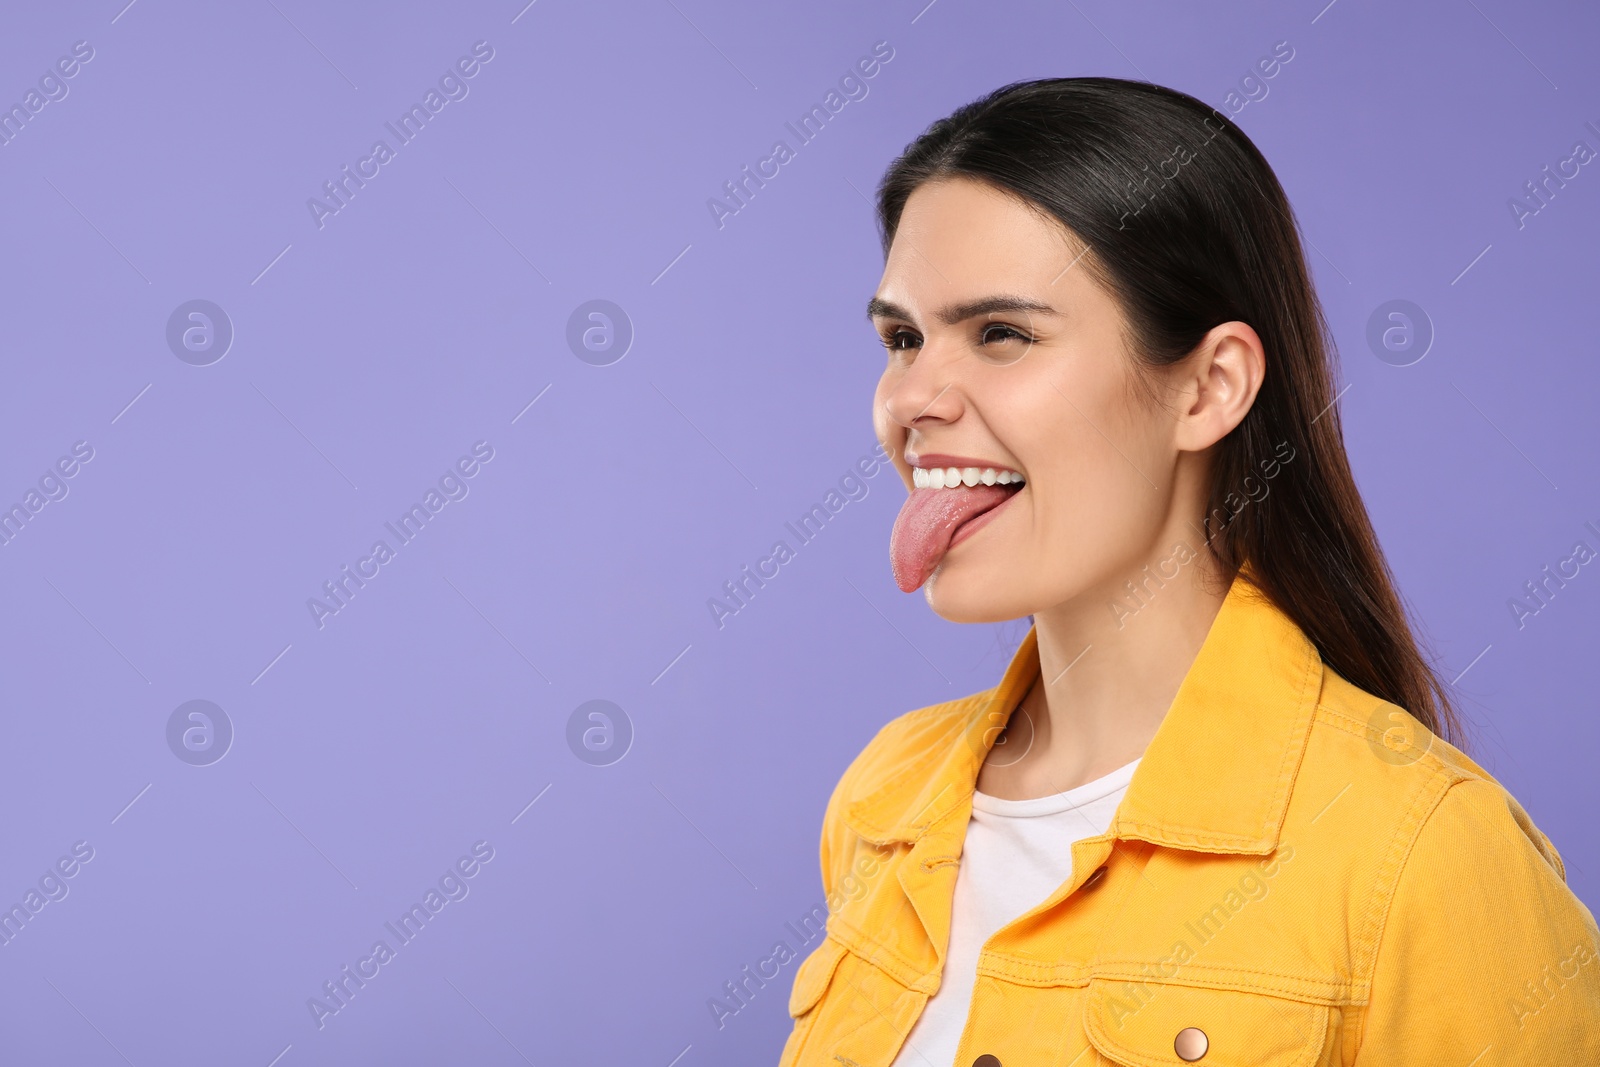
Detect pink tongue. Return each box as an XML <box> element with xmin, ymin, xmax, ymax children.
<box><xmin>890</xmin><ymin>484</ymin><xmax>1015</xmax><ymax>593</ymax></box>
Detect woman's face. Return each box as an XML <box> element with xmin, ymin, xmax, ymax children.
<box><xmin>871</xmin><ymin>176</ymin><xmax>1206</xmax><ymax>623</ymax></box>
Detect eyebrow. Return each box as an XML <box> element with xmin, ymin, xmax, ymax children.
<box><xmin>866</xmin><ymin>294</ymin><xmax>1060</xmax><ymax>326</ymax></box>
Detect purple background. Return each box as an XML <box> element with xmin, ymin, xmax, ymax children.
<box><xmin>1</xmin><ymin>1</ymin><xmax>1596</xmax><ymax>1063</ymax></box>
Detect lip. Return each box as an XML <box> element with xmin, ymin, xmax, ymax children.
<box><xmin>905</xmin><ymin>452</ymin><xmax>1023</xmax><ymax>473</ymax></box>
<box><xmin>946</xmin><ymin>482</ymin><xmax>1023</xmax><ymax>552</ymax></box>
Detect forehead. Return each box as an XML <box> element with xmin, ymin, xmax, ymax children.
<box><xmin>896</xmin><ymin>176</ymin><xmax>1080</xmax><ymax>251</ymax></box>
<box><xmin>877</xmin><ymin>176</ymin><xmax>1095</xmax><ymax>316</ymax></box>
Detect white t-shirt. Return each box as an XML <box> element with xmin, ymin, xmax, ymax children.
<box><xmin>889</xmin><ymin>758</ymin><xmax>1140</xmax><ymax>1067</ymax></box>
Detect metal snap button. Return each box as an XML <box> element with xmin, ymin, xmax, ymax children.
<box><xmin>1174</xmin><ymin>1026</ymin><xmax>1208</xmax><ymax>1061</ymax></box>
<box><xmin>972</xmin><ymin>1056</ymin><xmax>1001</xmax><ymax>1067</ymax></box>
<box><xmin>1081</xmin><ymin>865</ymin><xmax>1107</xmax><ymax>889</ymax></box>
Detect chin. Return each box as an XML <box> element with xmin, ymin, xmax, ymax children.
<box><xmin>922</xmin><ymin>569</ymin><xmax>1034</xmax><ymax>624</ymax></box>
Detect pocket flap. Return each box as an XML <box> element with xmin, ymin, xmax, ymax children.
<box><xmin>1084</xmin><ymin>977</ymin><xmax>1329</xmax><ymax>1067</ymax></box>
<box><xmin>788</xmin><ymin>936</ymin><xmax>849</xmax><ymax>1018</ymax></box>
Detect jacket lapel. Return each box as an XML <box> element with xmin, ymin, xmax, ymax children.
<box><xmin>838</xmin><ymin>565</ymin><xmax>1325</xmax><ymax>979</ymax></box>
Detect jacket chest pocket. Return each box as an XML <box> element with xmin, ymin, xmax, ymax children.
<box><xmin>782</xmin><ymin>936</ymin><xmax>926</xmax><ymax>1067</ymax></box>
<box><xmin>788</xmin><ymin>936</ymin><xmax>850</xmax><ymax>1019</ymax></box>
<box><xmin>1084</xmin><ymin>977</ymin><xmax>1338</xmax><ymax>1067</ymax></box>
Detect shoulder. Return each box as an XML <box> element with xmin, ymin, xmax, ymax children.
<box><xmin>831</xmin><ymin>691</ymin><xmax>986</xmax><ymax>799</ymax></box>
<box><xmin>816</xmin><ymin>687</ymin><xmax>990</xmax><ymax>865</ymax></box>
<box><xmin>1307</xmin><ymin>665</ymin><xmax>1567</xmax><ymax>876</ymax></box>
<box><xmin>1300</xmin><ymin>665</ymin><xmax>1592</xmax><ymax>980</ymax></box>
<box><xmin>1308</xmin><ymin>665</ymin><xmax>1566</xmax><ymax>876</ymax></box>
<box><xmin>1307</xmin><ymin>675</ymin><xmax>1600</xmax><ymax>1054</ymax></box>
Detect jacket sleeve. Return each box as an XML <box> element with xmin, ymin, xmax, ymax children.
<box><xmin>817</xmin><ymin>760</ymin><xmax>849</xmax><ymax>905</ymax></box>
<box><xmin>1355</xmin><ymin>776</ymin><xmax>1600</xmax><ymax>1061</ymax></box>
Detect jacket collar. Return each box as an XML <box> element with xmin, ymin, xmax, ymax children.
<box><xmin>842</xmin><ymin>564</ymin><xmax>1323</xmax><ymax>856</ymax></box>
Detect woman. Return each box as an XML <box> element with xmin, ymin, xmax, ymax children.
<box><xmin>778</xmin><ymin>78</ymin><xmax>1600</xmax><ymax>1066</ymax></box>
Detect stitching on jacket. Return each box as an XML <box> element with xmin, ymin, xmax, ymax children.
<box><xmin>1345</xmin><ymin>767</ymin><xmax>1457</xmax><ymax>1061</ymax></box>
<box><xmin>1313</xmin><ymin>701</ymin><xmax>1476</xmax><ymax>793</ymax></box>
<box><xmin>979</xmin><ymin>951</ymin><xmax>1355</xmax><ymax>1003</ymax></box>
<box><xmin>1315</xmin><ymin>701</ymin><xmax>1443</xmax><ymax>756</ymax></box>
<box><xmin>1504</xmin><ymin>793</ymin><xmax>1567</xmax><ymax>881</ymax></box>
<box><xmin>828</xmin><ymin>915</ymin><xmax>928</xmax><ymax>989</ymax></box>
<box><xmin>843</xmin><ymin>699</ymin><xmax>990</xmax><ymax>840</ymax></box>
<box><xmin>1260</xmin><ymin>632</ymin><xmax>1323</xmax><ymax>840</ymax></box>
<box><xmin>790</xmin><ymin>936</ymin><xmax>850</xmax><ymax>1019</ymax></box>
<box><xmin>1314</xmin><ymin>700</ymin><xmax>1460</xmax><ymax>777</ymax></box>
<box><xmin>844</xmin><ymin>759</ymin><xmax>951</xmax><ymax>840</ymax></box>
<box><xmin>1084</xmin><ymin>962</ymin><xmax>1356</xmax><ymax>1004</ymax></box>
<box><xmin>1112</xmin><ymin>633</ymin><xmax>1322</xmax><ymax>853</ymax></box>
<box><xmin>1082</xmin><ymin>981</ymin><xmax>1332</xmax><ymax>1067</ymax></box>
<box><xmin>1350</xmin><ymin>763</ymin><xmax>1455</xmax><ymax>1015</ymax></box>
<box><xmin>1107</xmin><ymin>820</ymin><xmax>1270</xmax><ymax>849</ymax></box>
<box><xmin>1083</xmin><ymin>973</ymin><xmax>1341</xmax><ymax>1010</ymax></box>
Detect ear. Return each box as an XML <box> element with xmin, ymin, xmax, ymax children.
<box><xmin>1172</xmin><ymin>320</ymin><xmax>1266</xmax><ymax>453</ymax></box>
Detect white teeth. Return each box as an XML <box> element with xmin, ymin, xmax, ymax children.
<box><xmin>913</xmin><ymin>465</ymin><xmax>1026</xmax><ymax>488</ymax></box>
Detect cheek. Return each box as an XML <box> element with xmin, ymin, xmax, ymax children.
<box><xmin>1009</xmin><ymin>386</ymin><xmax>1162</xmax><ymax>544</ymax></box>
<box><xmin>1014</xmin><ymin>466</ymin><xmax>1166</xmax><ymax>601</ymax></box>
<box><xmin>1056</xmin><ymin>419</ymin><xmax>1163</xmax><ymax>511</ymax></box>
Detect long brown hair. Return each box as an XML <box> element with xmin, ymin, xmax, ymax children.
<box><xmin>874</xmin><ymin>76</ymin><xmax>1464</xmax><ymax>748</ymax></box>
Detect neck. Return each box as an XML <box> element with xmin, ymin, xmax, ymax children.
<box><xmin>975</xmin><ymin>544</ymin><xmax>1235</xmax><ymax>800</ymax></box>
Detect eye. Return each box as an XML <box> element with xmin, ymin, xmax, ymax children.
<box><xmin>979</xmin><ymin>322</ymin><xmax>1034</xmax><ymax>346</ymax></box>
<box><xmin>879</xmin><ymin>327</ymin><xmax>921</xmax><ymax>352</ymax></box>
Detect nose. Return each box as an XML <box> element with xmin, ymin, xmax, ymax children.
<box><xmin>881</xmin><ymin>347</ymin><xmax>965</xmax><ymax>431</ymax></box>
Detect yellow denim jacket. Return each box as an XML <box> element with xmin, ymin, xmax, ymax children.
<box><xmin>779</xmin><ymin>569</ymin><xmax>1600</xmax><ymax>1065</ymax></box>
